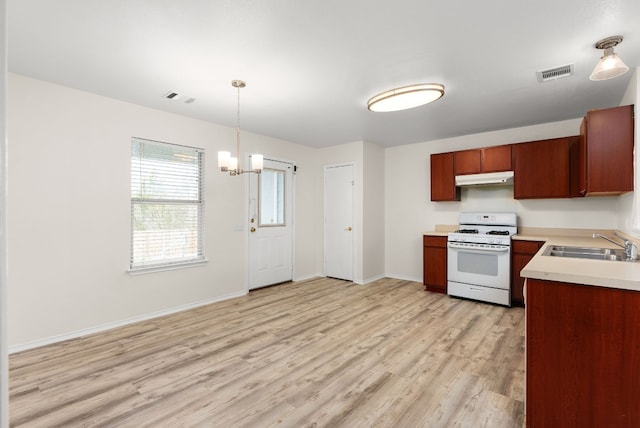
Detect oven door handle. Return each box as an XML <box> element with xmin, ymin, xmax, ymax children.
<box><xmin>448</xmin><ymin>243</ymin><xmax>510</xmax><ymax>253</ymax></box>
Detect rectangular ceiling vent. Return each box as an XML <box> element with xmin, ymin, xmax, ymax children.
<box><xmin>162</xmin><ymin>91</ymin><xmax>195</xmax><ymax>104</ymax></box>
<box><xmin>163</xmin><ymin>91</ymin><xmax>179</xmax><ymax>99</ymax></box>
<box><xmin>537</xmin><ymin>64</ymin><xmax>574</xmax><ymax>82</ymax></box>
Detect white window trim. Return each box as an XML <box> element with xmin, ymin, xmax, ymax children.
<box><xmin>130</xmin><ymin>137</ymin><xmax>205</xmax><ymax>272</ymax></box>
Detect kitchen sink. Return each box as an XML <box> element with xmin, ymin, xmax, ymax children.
<box><xmin>542</xmin><ymin>245</ymin><xmax>627</xmax><ymax>261</ymax></box>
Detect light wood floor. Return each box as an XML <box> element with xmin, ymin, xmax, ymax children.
<box><xmin>9</xmin><ymin>277</ymin><xmax>525</xmax><ymax>427</ymax></box>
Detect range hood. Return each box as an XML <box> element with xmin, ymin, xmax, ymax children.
<box><xmin>455</xmin><ymin>171</ymin><xmax>514</xmax><ymax>187</ymax></box>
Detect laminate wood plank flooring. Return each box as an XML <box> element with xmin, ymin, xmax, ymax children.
<box><xmin>9</xmin><ymin>277</ymin><xmax>525</xmax><ymax>427</ymax></box>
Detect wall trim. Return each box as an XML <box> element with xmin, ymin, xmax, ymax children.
<box><xmin>293</xmin><ymin>273</ymin><xmax>322</xmax><ymax>282</ymax></box>
<box><xmin>354</xmin><ymin>274</ymin><xmax>386</xmax><ymax>285</ymax></box>
<box><xmin>385</xmin><ymin>273</ymin><xmax>422</xmax><ymax>283</ymax></box>
<box><xmin>8</xmin><ymin>291</ymin><xmax>247</xmax><ymax>354</ymax></box>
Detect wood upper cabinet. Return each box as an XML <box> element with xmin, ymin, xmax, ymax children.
<box><xmin>454</xmin><ymin>150</ymin><xmax>481</xmax><ymax>175</ymax></box>
<box><xmin>430</xmin><ymin>152</ymin><xmax>460</xmax><ymax>201</ymax></box>
<box><xmin>482</xmin><ymin>145</ymin><xmax>512</xmax><ymax>172</ymax></box>
<box><xmin>423</xmin><ymin>235</ymin><xmax>448</xmax><ymax>294</ymax></box>
<box><xmin>574</xmin><ymin>104</ymin><xmax>634</xmax><ymax>196</ymax></box>
<box><xmin>512</xmin><ymin>136</ymin><xmax>578</xmax><ymax>199</ymax></box>
<box><xmin>510</xmin><ymin>240</ymin><xmax>544</xmax><ymax>306</ymax></box>
<box><xmin>454</xmin><ymin>145</ymin><xmax>512</xmax><ymax>175</ymax></box>
<box><xmin>526</xmin><ymin>278</ymin><xmax>640</xmax><ymax>426</ymax></box>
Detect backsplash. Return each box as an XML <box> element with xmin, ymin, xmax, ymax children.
<box><xmin>460</xmin><ymin>186</ymin><xmax>620</xmax><ymax>229</ymax></box>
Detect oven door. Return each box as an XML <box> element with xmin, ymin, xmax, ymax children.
<box><xmin>447</xmin><ymin>242</ymin><xmax>510</xmax><ymax>289</ymax></box>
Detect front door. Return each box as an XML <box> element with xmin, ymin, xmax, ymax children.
<box><xmin>248</xmin><ymin>158</ymin><xmax>294</xmax><ymax>290</ymax></box>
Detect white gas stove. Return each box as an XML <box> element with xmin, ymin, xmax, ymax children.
<box><xmin>447</xmin><ymin>212</ymin><xmax>517</xmax><ymax>306</ymax></box>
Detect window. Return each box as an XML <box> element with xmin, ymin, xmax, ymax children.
<box><xmin>130</xmin><ymin>137</ymin><xmax>204</xmax><ymax>271</ymax></box>
<box><xmin>259</xmin><ymin>168</ymin><xmax>285</xmax><ymax>226</ymax></box>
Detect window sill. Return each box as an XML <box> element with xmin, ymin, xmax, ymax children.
<box><xmin>128</xmin><ymin>259</ymin><xmax>208</xmax><ymax>276</ymax></box>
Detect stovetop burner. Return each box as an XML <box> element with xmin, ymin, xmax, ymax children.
<box><xmin>486</xmin><ymin>230</ymin><xmax>511</xmax><ymax>236</ymax></box>
<box><xmin>455</xmin><ymin>229</ymin><xmax>479</xmax><ymax>234</ymax></box>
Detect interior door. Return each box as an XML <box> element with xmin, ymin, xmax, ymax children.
<box><xmin>324</xmin><ymin>164</ymin><xmax>354</xmax><ymax>281</ymax></box>
<box><xmin>248</xmin><ymin>158</ymin><xmax>294</xmax><ymax>290</ymax></box>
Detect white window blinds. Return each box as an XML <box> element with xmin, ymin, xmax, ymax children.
<box><xmin>130</xmin><ymin>138</ymin><xmax>204</xmax><ymax>271</ymax></box>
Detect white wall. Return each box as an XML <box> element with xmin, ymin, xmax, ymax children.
<box><xmin>7</xmin><ymin>74</ymin><xmax>320</xmax><ymax>349</ymax></box>
<box><xmin>385</xmin><ymin>119</ymin><xmax>623</xmax><ymax>282</ymax></box>
<box><xmin>362</xmin><ymin>141</ymin><xmax>385</xmax><ymax>282</ymax></box>
<box><xmin>0</xmin><ymin>0</ymin><xmax>8</xmax><ymax>424</ymax></box>
<box><xmin>618</xmin><ymin>67</ymin><xmax>638</xmax><ymax>237</ymax></box>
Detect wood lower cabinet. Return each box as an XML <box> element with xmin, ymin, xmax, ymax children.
<box><xmin>430</xmin><ymin>152</ymin><xmax>460</xmax><ymax>201</ymax></box>
<box><xmin>575</xmin><ymin>104</ymin><xmax>634</xmax><ymax>196</ymax></box>
<box><xmin>423</xmin><ymin>235</ymin><xmax>447</xmax><ymax>293</ymax></box>
<box><xmin>526</xmin><ymin>278</ymin><xmax>640</xmax><ymax>427</ymax></box>
<box><xmin>510</xmin><ymin>240</ymin><xmax>544</xmax><ymax>306</ymax></box>
<box><xmin>513</xmin><ymin>136</ymin><xmax>579</xmax><ymax>199</ymax></box>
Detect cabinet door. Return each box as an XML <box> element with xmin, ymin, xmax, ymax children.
<box><xmin>423</xmin><ymin>236</ymin><xmax>447</xmax><ymax>293</ymax></box>
<box><xmin>481</xmin><ymin>145</ymin><xmax>512</xmax><ymax>172</ymax></box>
<box><xmin>526</xmin><ymin>278</ymin><xmax>640</xmax><ymax>426</ymax></box>
<box><xmin>510</xmin><ymin>240</ymin><xmax>543</xmax><ymax>306</ymax></box>
<box><xmin>583</xmin><ymin>105</ymin><xmax>634</xmax><ymax>195</ymax></box>
<box><xmin>430</xmin><ymin>152</ymin><xmax>460</xmax><ymax>201</ymax></box>
<box><xmin>513</xmin><ymin>137</ymin><xmax>577</xmax><ymax>199</ymax></box>
<box><xmin>454</xmin><ymin>149</ymin><xmax>481</xmax><ymax>175</ymax></box>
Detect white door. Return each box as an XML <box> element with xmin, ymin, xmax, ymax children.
<box><xmin>324</xmin><ymin>164</ymin><xmax>354</xmax><ymax>281</ymax></box>
<box><xmin>248</xmin><ymin>158</ymin><xmax>294</xmax><ymax>290</ymax></box>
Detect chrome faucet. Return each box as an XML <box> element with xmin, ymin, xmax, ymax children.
<box><xmin>592</xmin><ymin>233</ymin><xmax>639</xmax><ymax>261</ymax></box>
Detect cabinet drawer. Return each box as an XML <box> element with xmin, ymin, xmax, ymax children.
<box><xmin>424</xmin><ymin>235</ymin><xmax>448</xmax><ymax>247</ymax></box>
<box><xmin>512</xmin><ymin>240</ymin><xmax>543</xmax><ymax>255</ymax></box>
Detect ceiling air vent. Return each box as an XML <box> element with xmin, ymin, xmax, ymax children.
<box><xmin>537</xmin><ymin>64</ymin><xmax>574</xmax><ymax>82</ymax></box>
<box><xmin>163</xmin><ymin>91</ymin><xmax>179</xmax><ymax>99</ymax></box>
<box><xmin>162</xmin><ymin>91</ymin><xmax>195</xmax><ymax>104</ymax></box>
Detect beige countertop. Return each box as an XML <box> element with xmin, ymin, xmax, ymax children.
<box><xmin>425</xmin><ymin>226</ymin><xmax>640</xmax><ymax>292</ymax></box>
<box><xmin>517</xmin><ymin>231</ymin><xmax>640</xmax><ymax>292</ymax></box>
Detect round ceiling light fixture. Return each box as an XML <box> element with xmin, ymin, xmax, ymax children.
<box><xmin>367</xmin><ymin>83</ymin><xmax>445</xmax><ymax>112</ymax></box>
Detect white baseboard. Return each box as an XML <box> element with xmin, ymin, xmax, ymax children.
<box><xmin>9</xmin><ymin>290</ymin><xmax>247</xmax><ymax>354</ymax></box>
<box><xmin>293</xmin><ymin>273</ymin><xmax>323</xmax><ymax>282</ymax></box>
<box><xmin>384</xmin><ymin>273</ymin><xmax>422</xmax><ymax>283</ymax></box>
<box><xmin>354</xmin><ymin>274</ymin><xmax>386</xmax><ymax>285</ymax></box>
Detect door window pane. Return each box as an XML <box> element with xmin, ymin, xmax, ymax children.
<box><xmin>259</xmin><ymin>168</ymin><xmax>285</xmax><ymax>226</ymax></box>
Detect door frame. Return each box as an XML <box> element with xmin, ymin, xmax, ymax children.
<box><xmin>245</xmin><ymin>154</ymin><xmax>296</xmax><ymax>292</ymax></box>
<box><xmin>323</xmin><ymin>162</ymin><xmax>356</xmax><ymax>281</ymax></box>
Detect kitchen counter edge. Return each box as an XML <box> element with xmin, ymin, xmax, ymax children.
<box><xmin>517</xmin><ymin>232</ymin><xmax>640</xmax><ymax>292</ymax></box>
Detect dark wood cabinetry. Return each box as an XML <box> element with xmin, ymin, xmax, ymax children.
<box><xmin>481</xmin><ymin>145</ymin><xmax>512</xmax><ymax>173</ymax></box>
<box><xmin>423</xmin><ymin>235</ymin><xmax>447</xmax><ymax>293</ymax></box>
<box><xmin>510</xmin><ymin>240</ymin><xmax>544</xmax><ymax>306</ymax></box>
<box><xmin>430</xmin><ymin>152</ymin><xmax>460</xmax><ymax>202</ymax></box>
<box><xmin>454</xmin><ymin>145</ymin><xmax>512</xmax><ymax>175</ymax></box>
<box><xmin>431</xmin><ymin>105</ymin><xmax>634</xmax><ymax>202</ymax></box>
<box><xmin>453</xmin><ymin>149</ymin><xmax>481</xmax><ymax>175</ymax></box>
<box><xmin>574</xmin><ymin>104</ymin><xmax>634</xmax><ymax>196</ymax></box>
<box><xmin>526</xmin><ymin>278</ymin><xmax>640</xmax><ymax>427</ymax></box>
<box><xmin>512</xmin><ymin>136</ymin><xmax>578</xmax><ymax>199</ymax></box>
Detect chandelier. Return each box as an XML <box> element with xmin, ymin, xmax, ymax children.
<box><xmin>217</xmin><ymin>80</ymin><xmax>263</xmax><ymax>175</ymax></box>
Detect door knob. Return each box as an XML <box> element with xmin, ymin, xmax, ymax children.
<box><xmin>250</xmin><ymin>227</ymin><xmax>256</xmax><ymax>233</ymax></box>
<box><xmin>345</xmin><ymin>227</ymin><xmax>352</xmax><ymax>231</ymax></box>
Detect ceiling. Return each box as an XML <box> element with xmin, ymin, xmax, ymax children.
<box><xmin>7</xmin><ymin>0</ymin><xmax>640</xmax><ymax>148</ymax></box>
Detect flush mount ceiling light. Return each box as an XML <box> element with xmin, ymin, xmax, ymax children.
<box><xmin>589</xmin><ymin>35</ymin><xmax>629</xmax><ymax>81</ymax></box>
<box><xmin>367</xmin><ymin>83</ymin><xmax>445</xmax><ymax>112</ymax></box>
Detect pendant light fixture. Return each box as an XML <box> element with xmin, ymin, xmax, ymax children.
<box><xmin>217</xmin><ymin>80</ymin><xmax>263</xmax><ymax>175</ymax></box>
<box><xmin>589</xmin><ymin>36</ymin><xmax>629</xmax><ymax>81</ymax></box>
<box><xmin>367</xmin><ymin>83</ymin><xmax>445</xmax><ymax>112</ymax></box>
